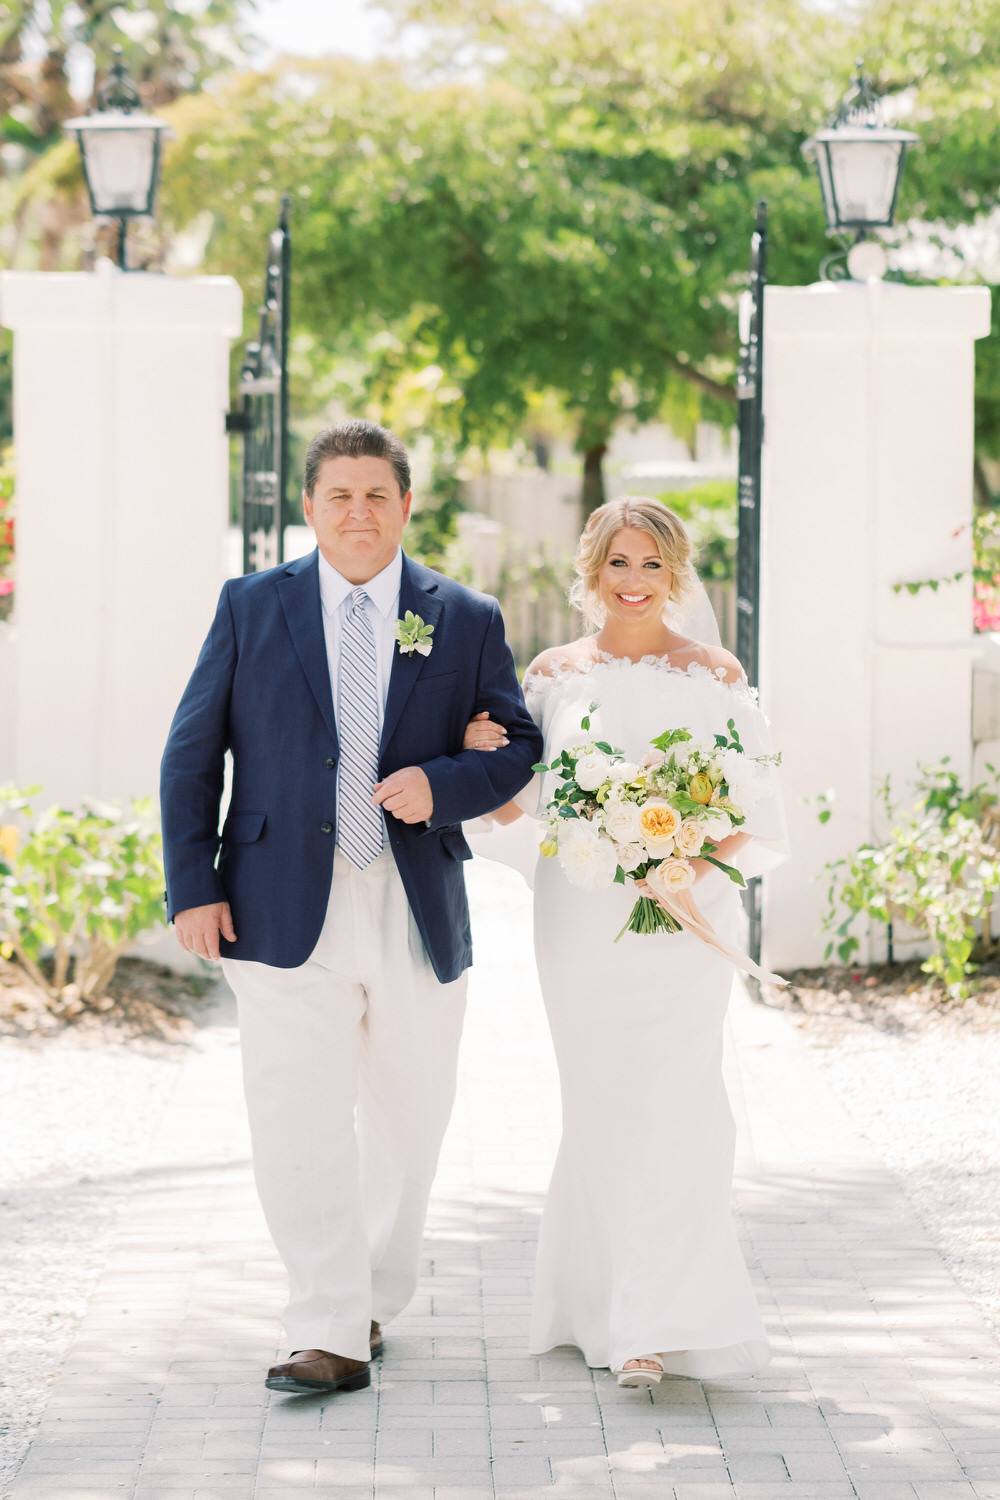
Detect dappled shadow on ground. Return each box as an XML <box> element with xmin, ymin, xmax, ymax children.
<box><xmin>13</xmin><ymin>1153</ymin><xmax>1000</xmax><ymax>1497</ymax></box>
<box><xmin>6</xmin><ymin>1131</ymin><xmax>997</xmax><ymax>1372</ymax></box>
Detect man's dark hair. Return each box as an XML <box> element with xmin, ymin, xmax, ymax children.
<box><xmin>304</xmin><ymin>419</ymin><xmax>411</xmax><ymax>498</ymax></box>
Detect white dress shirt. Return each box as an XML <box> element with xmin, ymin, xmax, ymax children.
<box><xmin>318</xmin><ymin>546</ymin><xmax>403</xmax><ymax>727</ymax></box>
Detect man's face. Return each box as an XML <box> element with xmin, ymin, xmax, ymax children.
<box><xmin>303</xmin><ymin>454</ymin><xmax>412</xmax><ymax>583</ymax></box>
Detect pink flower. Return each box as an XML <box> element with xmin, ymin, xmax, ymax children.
<box><xmin>974</xmin><ymin>580</ymin><xmax>1000</xmax><ymax>633</ymax></box>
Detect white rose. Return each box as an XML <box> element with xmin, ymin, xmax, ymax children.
<box><xmin>643</xmin><ymin>835</ymin><xmax>675</xmax><ymax>859</ymax></box>
<box><xmin>721</xmin><ymin>749</ymin><xmax>764</xmax><ymax>810</ymax></box>
<box><xmin>641</xmin><ymin>748</ymin><xmax>666</xmax><ymax>769</ymax></box>
<box><xmin>557</xmin><ymin>820</ymin><xmax>619</xmax><ymax>890</ymax></box>
<box><xmin>718</xmin><ymin>747</ymin><xmax>742</xmax><ymax>778</ymax></box>
<box><xmin>574</xmin><ymin>751</ymin><xmax>613</xmax><ymax>792</ymax></box>
<box><xmin>646</xmin><ymin>856</ymin><xmax>696</xmax><ymax>898</ymax></box>
<box><xmin>607</xmin><ymin>759</ymin><xmax>640</xmax><ymax>784</ymax></box>
<box><xmin>614</xmin><ymin>840</ymin><xmax>647</xmax><ymax>873</ymax></box>
<box><xmin>702</xmin><ymin>811</ymin><xmax>732</xmax><ymax>842</ymax></box>
<box><xmin>673</xmin><ymin>817</ymin><xmax>706</xmax><ymax>857</ymax></box>
<box><xmin>602</xmin><ymin>799</ymin><xmax>644</xmax><ymax>844</ymax></box>
<box><xmin>683</xmin><ymin>738</ymin><xmax>716</xmax><ymax>768</ymax></box>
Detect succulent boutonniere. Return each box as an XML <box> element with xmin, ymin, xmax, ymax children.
<box><xmin>395</xmin><ymin>610</ymin><xmax>435</xmax><ymax>657</ymax></box>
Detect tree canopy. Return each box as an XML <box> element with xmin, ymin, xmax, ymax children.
<box><xmin>9</xmin><ymin>0</ymin><xmax>1000</xmax><ymax>504</ymax></box>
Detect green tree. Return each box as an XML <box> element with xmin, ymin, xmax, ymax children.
<box><xmin>13</xmin><ymin>0</ymin><xmax>1000</xmax><ymax>510</ymax></box>
<box><xmin>1</xmin><ymin>0</ymin><xmax>257</xmax><ymax>267</ymax></box>
<box><xmin>156</xmin><ymin>38</ymin><xmax>810</xmax><ymax>511</ymax></box>
<box><xmin>379</xmin><ymin>0</ymin><xmax>1000</xmax><ymax>502</ymax></box>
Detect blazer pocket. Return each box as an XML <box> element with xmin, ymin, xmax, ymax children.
<box><xmin>440</xmin><ymin>826</ymin><xmax>473</xmax><ymax>861</ymax></box>
<box><xmin>413</xmin><ymin>670</ymin><xmax>457</xmax><ymax>690</ymax></box>
<box><xmin>222</xmin><ymin>810</ymin><xmax>267</xmax><ymax>844</ymax></box>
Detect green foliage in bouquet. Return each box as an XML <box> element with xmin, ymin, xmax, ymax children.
<box><xmin>819</xmin><ymin>759</ymin><xmax>1000</xmax><ymax>998</ymax></box>
<box><xmin>0</xmin><ymin>786</ymin><xmax>166</xmax><ymax>1006</ymax></box>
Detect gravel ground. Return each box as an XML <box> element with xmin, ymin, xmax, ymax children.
<box><xmin>0</xmin><ymin>969</ymin><xmax>222</xmax><ymax>1495</ymax></box>
<box><xmin>764</xmin><ymin>963</ymin><xmax>1000</xmax><ymax>1340</ymax></box>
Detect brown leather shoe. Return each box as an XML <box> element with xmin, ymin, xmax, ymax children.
<box><xmin>370</xmin><ymin>1320</ymin><xmax>383</xmax><ymax>1359</ymax></box>
<box><xmin>265</xmin><ymin>1348</ymin><xmax>370</xmax><ymax>1394</ymax></box>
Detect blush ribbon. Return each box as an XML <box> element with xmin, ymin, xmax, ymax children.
<box><xmin>636</xmin><ymin>879</ymin><xmax>790</xmax><ymax>988</ymax></box>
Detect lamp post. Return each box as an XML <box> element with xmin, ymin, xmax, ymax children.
<box><xmin>64</xmin><ymin>49</ymin><xmax>172</xmax><ymax>271</ymax></box>
<box><xmin>802</xmin><ymin>61</ymin><xmax>918</xmax><ymax>281</ymax></box>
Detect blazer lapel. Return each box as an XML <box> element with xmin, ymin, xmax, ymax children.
<box><xmin>380</xmin><ymin>553</ymin><xmax>444</xmax><ymax>756</ymax></box>
<box><xmin>276</xmin><ymin>550</ymin><xmax>339</xmax><ymax>748</ymax></box>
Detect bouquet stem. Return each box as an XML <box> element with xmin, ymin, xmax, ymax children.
<box><xmin>614</xmin><ymin>895</ymin><xmax>684</xmax><ymax>942</ymax></box>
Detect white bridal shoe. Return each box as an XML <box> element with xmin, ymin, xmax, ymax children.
<box><xmin>617</xmin><ymin>1356</ymin><xmax>665</xmax><ymax>1388</ymax></box>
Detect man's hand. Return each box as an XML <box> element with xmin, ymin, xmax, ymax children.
<box><xmin>372</xmin><ymin>766</ymin><xmax>434</xmax><ymax>824</ymax></box>
<box><xmin>174</xmin><ymin>901</ymin><xmax>237</xmax><ymax>961</ymax></box>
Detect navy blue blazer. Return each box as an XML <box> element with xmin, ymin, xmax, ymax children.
<box><xmin>159</xmin><ymin>549</ymin><xmax>543</xmax><ymax>982</ymax></box>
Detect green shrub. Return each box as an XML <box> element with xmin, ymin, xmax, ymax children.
<box><xmin>407</xmin><ymin>455</ymin><xmax>464</xmax><ymax>573</ymax></box>
<box><xmin>818</xmin><ymin>759</ymin><xmax>1000</xmax><ymax>998</ymax></box>
<box><xmin>0</xmin><ymin>445</ymin><xmax>13</xmax><ymax>622</ymax></box>
<box><xmin>657</xmin><ymin>480</ymin><xmax>737</xmax><ymax>583</ymax></box>
<box><xmin>0</xmin><ymin>786</ymin><xmax>165</xmax><ymax>1005</ymax></box>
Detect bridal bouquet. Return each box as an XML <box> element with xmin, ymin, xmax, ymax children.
<box><xmin>534</xmin><ymin>706</ymin><xmax>779</xmax><ymax>941</ymax></box>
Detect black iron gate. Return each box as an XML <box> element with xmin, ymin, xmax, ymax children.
<box><xmin>735</xmin><ymin>199</ymin><xmax>768</xmax><ymax>969</ymax></box>
<box><xmin>227</xmin><ymin>196</ymin><xmax>291</xmax><ymax>574</ymax></box>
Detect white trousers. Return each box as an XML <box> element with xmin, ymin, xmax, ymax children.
<box><xmin>221</xmin><ymin>848</ymin><xmax>468</xmax><ymax>1363</ymax></box>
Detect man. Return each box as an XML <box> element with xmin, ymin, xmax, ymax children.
<box><xmin>160</xmin><ymin>419</ymin><xmax>541</xmax><ymax>1394</ymax></box>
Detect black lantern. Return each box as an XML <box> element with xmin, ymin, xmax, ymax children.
<box><xmin>64</xmin><ymin>50</ymin><xmax>172</xmax><ymax>270</ymax></box>
<box><xmin>803</xmin><ymin>62</ymin><xmax>918</xmax><ymax>279</ymax></box>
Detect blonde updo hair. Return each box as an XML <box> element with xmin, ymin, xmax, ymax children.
<box><xmin>569</xmin><ymin>496</ymin><xmax>697</xmax><ymax>629</ymax></box>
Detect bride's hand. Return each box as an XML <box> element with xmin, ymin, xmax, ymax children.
<box><xmin>463</xmin><ymin>710</ymin><xmax>509</xmax><ymax>752</ymax></box>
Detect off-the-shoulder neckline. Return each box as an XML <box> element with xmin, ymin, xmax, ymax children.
<box><xmin>523</xmin><ymin>648</ymin><xmax>759</xmax><ymax>704</ymax></box>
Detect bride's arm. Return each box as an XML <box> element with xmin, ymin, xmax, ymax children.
<box><xmin>462</xmin><ymin>649</ymin><xmax>562</xmax><ymax>824</ymax></box>
<box><xmin>461</xmin><ymin>713</ymin><xmax>524</xmax><ymax>822</ymax></box>
<box><xmin>691</xmin><ymin>829</ymin><xmax>752</xmax><ymax>884</ymax></box>
<box><xmin>488</xmin><ymin>801</ymin><xmax>525</xmax><ymax>825</ymax></box>
<box><xmin>696</xmin><ymin>644</ymin><xmax>791</xmax><ymax>882</ymax></box>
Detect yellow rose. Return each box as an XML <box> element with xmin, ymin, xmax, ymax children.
<box><xmin>639</xmin><ymin>801</ymin><xmax>680</xmax><ymax>842</ymax></box>
<box><xmin>540</xmin><ymin>837</ymin><xmax>558</xmax><ymax>858</ymax></box>
<box><xmin>0</xmin><ymin>824</ymin><xmax>18</xmax><ymax>863</ymax></box>
<box><xmin>689</xmin><ymin>772</ymin><xmax>714</xmax><ymax>805</ymax></box>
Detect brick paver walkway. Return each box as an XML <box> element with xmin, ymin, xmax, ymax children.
<box><xmin>8</xmin><ymin>863</ymin><xmax>1000</xmax><ymax>1500</ymax></box>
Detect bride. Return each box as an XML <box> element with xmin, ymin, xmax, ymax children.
<box><xmin>463</xmin><ymin>496</ymin><xmax>790</xmax><ymax>1387</ymax></box>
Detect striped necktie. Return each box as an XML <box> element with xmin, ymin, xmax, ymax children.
<box><xmin>336</xmin><ymin>587</ymin><xmax>385</xmax><ymax>870</ymax></box>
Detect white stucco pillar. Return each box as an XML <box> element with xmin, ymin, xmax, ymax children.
<box><xmin>760</xmin><ymin>281</ymin><xmax>991</xmax><ymax>970</ymax></box>
<box><xmin>0</xmin><ymin>260</ymin><xmax>242</xmax><ymax>807</ymax></box>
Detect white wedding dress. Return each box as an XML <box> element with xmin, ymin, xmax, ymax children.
<box><xmin>479</xmin><ymin>650</ymin><xmax>791</xmax><ymax>1377</ymax></box>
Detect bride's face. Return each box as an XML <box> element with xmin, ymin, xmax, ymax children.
<box><xmin>596</xmin><ymin>527</ymin><xmax>672</xmax><ymax>625</ymax></box>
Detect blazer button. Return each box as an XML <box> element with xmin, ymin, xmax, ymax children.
<box><xmin>320</xmin><ymin>821</ymin><xmax>333</xmax><ymax>834</ymax></box>
<box><xmin>325</xmin><ymin>756</ymin><xmax>336</xmax><ymax>768</ymax></box>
